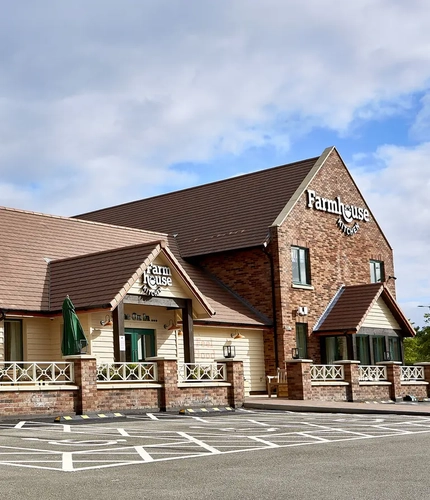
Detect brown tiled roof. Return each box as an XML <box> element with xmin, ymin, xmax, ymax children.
<box><xmin>76</xmin><ymin>157</ymin><xmax>319</xmax><ymax>257</ymax></box>
<box><xmin>0</xmin><ymin>207</ymin><xmax>269</xmax><ymax>326</ymax></box>
<box><xmin>314</xmin><ymin>284</ymin><xmax>415</xmax><ymax>336</ymax></box>
<box><xmin>49</xmin><ymin>242</ymin><xmax>166</xmax><ymax>311</ymax></box>
<box><xmin>0</xmin><ymin>206</ymin><xmax>166</xmax><ymax>312</ymax></box>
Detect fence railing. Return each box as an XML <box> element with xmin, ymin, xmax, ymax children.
<box><xmin>0</xmin><ymin>362</ymin><xmax>74</xmax><ymax>385</ymax></box>
<box><xmin>97</xmin><ymin>363</ymin><xmax>157</xmax><ymax>382</ymax></box>
<box><xmin>178</xmin><ymin>363</ymin><xmax>227</xmax><ymax>383</ymax></box>
<box><xmin>310</xmin><ymin>364</ymin><xmax>344</xmax><ymax>381</ymax></box>
<box><xmin>359</xmin><ymin>365</ymin><xmax>387</xmax><ymax>381</ymax></box>
<box><xmin>401</xmin><ymin>366</ymin><xmax>425</xmax><ymax>381</ymax></box>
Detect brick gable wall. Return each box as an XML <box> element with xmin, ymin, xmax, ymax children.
<box><xmin>273</xmin><ymin>149</ymin><xmax>395</xmax><ymax>365</ymax></box>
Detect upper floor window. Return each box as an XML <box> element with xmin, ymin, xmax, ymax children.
<box><xmin>291</xmin><ymin>246</ymin><xmax>311</xmax><ymax>285</ymax></box>
<box><xmin>370</xmin><ymin>260</ymin><xmax>385</xmax><ymax>283</ymax></box>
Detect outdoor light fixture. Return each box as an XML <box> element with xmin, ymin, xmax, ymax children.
<box><xmin>223</xmin><ymin>345</ymin><xmax>236</xmax><ymax>358</ymax></box>
<box><xmin>164</xmin><ymin>319</ymin><xmax>177</xmax><ymax>330</ymax></box>
<box><xmin>230</xmin><ymin>331</ymin><xmax>245</xmax><ymax>339</ymax></box>
<box><xmin>383</xmin><ymin>351</ymin><xmax>392</xmax><ymax>362</ymax></box>
<box><xmin>100</xmin><ymin>315</ymin><xmax>113</xmax><ymax>327</ymax></box>
<box><xmin>387</xmin><ymin>275</ymin><xmax>397</xmax><ymax>281</ymax></box>
<box><xmin>291</xmin><ymin>348</ymin><xmax>300</xmax><ymax>359</ymax></box>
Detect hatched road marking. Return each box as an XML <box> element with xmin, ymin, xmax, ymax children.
<box><xmin>0</xmin><ymin>411</ymin><xmax>430</xmax><ymax>472</ymax></box>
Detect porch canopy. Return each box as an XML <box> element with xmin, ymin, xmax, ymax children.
<box><xmin>313</xmin><ymin>283</ymin><xmax>415</xmax><ymax>338</ymax></box>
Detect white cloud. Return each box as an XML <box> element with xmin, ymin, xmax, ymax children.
<box><xmin>1</xmin><ymin>1</ymin><xmax>430</xmax><ymax>323</ymax></box>
<box><xmin>351</xmin><ymin>143</ymin><xmax>430</xmax><ymax>326</ymax></box>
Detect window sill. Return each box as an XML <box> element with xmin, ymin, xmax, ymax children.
<box><xmin>292</xmin><ymin>283</ymin><xmax>314</xmax><ymax>290</ymax></box>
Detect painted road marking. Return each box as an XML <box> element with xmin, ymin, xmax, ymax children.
<box><xmin>2</xmin><ymin>412</ymin><xmax>430</xmax><ymax>472</ymax></box>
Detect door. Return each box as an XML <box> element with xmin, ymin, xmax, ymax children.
<box><xmin>124</xmin><ymin>329</ymin><xmax>155</xmax><ymax>362</ymax></box>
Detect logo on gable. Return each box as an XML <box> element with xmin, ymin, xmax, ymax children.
<box><xmin>306</xmin><ymin>189</ymin><xmax>370</xmax><ymax>236</ymax></box>
<box><xmin>142</xmin><ymin>265</ymin><xmax>173</xmax><ymax>297</ymax></box>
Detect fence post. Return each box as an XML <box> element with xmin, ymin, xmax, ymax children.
<box><xmin>337</xmin><ymin>360</ymin><xmax>361</xmax><ymax>401</ymax></box>
<box><xmin>221</xmin><ymin>359</ymin><xmax>244</xmax><ymax>408</ymax></box>
<box><xmin>285</xmin><ymin>359</ymin><xmax>313</xmax><ymax>400</ymax></box>
<box><xmin>66</xmin><ymin>355</ymin><xmax>98</xmax><ymax>414</ymax></box>
<box><xmin>150</xmin><ymin>358</ymin><xmax>178</xmax><ymax>411</ymax></box>
<box><xmin>378</xmin><ymin>361</ymin><xmax>402</xmax><ymax>401</ymax></box>
<box><xmin>415</xmin><ymin>362</ymin><xmax>430</xmax><ymax>397</ymax></box>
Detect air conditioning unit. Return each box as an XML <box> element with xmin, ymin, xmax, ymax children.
<box><xmin>297</xmin><ymin>306</ymin><xmax>308</xmax><ymax>316</ymax></box>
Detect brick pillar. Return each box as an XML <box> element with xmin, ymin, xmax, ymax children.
<box><xmin>67</xmin><ymin>355</ymin><xmax>98</xmax><ymax>414</ymax></box>
<box><xmin>337</xmin><ymin>361</ymin><xmax>360</xmax><ymax>402</ymax></box>
<box><xmin>152</xmin><ymin>358</ymin><xmax>178</xmax><ymax>411</ymax></box>
<box><xmin>379</xmin><ymin>361</ymin><xmax>402</xmax><ymax>401</ymax></box>
<box><xmin>416</xmin><ymin>362</ymin><xmax>430</xmax><ymax>397</ymax></box>
<box><xmin>285</xmin><ymin>359</ymin><xmax>313</xmax><ymax>400</ymax></box>
<box><xmin>220</xmin><ymin>359</ymin><xmax>244</xmax><ymax>408</ymax></box>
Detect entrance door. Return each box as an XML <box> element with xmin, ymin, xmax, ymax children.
<box><xmin>124</xmin><ymin>329</ymin><xmax>155</xmax><ymax>362</ymax></box>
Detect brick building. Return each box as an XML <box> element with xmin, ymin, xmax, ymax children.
<box><xmin>0</xmin><ymin>146</ymin><xmax>416</xmax><ymax>414</ymax></box>
<box><xmin>77</xmin><ymin>146</ymin><xmax>415</xmax><ymax>381</ymax></box>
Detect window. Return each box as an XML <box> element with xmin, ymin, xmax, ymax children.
<box><xmin>370</xmin><ymin>260</ymin><xmax>385</xmax><ymax>283</ymax></box>
<box><xmin>295</xmin><ymin>323</ymin><xmax>308</xmax><ymax>358</ymax></box>
<box><xmin>291</xmin><ymin>246</ymin><xmax>311</xmax><ymax>285</ymax></box>
<box><xmin>4</xmin><ymin>320</ymin><xmax>23</xmax><ymax>361</ymax></box>
<box><xmin>356</xmin><ymin>335</ymin><xmax>370</xmax><ymax>365</ymax></box>
<box><xmin>388</xmin><ymin>337</ymin><xmax>401</xmax><ymax>362</ymax></box>
<box><xmin>372</xmin><ymin>336</ymin><xmax>386</xmax><ymax>363</ymax></box>
<box><xmin>322</xmin><ymin>336</ymin><xmax>348</xmax><ymax>364</ymax></box>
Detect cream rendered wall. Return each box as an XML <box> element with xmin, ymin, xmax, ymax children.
<box><xmin>362</xmin><ymin>297</ymin><xmax>401</xmax><ymax>329</ymax></box>
<box><xmin>178</xmin><ymin>326</ymin><xmax>266</xmax><ymax>395</ymax></box>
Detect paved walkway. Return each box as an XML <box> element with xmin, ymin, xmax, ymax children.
<box><xmin>244</xmin><ymin>395</ymin><xmax>430</xmax><ymax>416</ymax></box>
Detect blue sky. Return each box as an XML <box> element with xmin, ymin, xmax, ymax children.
<box><xmin>1</xmin><ymin>0</ymin><xmax>430</xmax><ymax>326</ymax></box>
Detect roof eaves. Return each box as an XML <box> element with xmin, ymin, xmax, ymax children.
<box><xmin>271</xmin><ymin>147</ymin><xmax>334</xmax><ymax>227</ymax></box>
<box><xmin>380</xmin><ymin>286</ymin><xmax>416</xmax><ymax>337</ymax></box>
<box><xmin>161</xmin><ymin>246</ymin><xmax>216</xmax><ymax>317</ymax></box>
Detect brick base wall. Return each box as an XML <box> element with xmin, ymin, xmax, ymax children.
<box><xmin>311</xmin><ymin>385</ymin><xmax>348</xmax><ymax>401</ymax></box>
<box><xmin>97</xmin><ymin>387</ymin><xmax>159</xmax><ymax>412</ymax></box>
<box><xmin>0</xmin><ymin>389</ymin><xmax>77</xmax><ymax>417</ymax></box>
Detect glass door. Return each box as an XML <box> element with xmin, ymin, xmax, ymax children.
<box><xmin>124</xmin><ymin>329</ymin><xmax>155</xmax><ymax>362</ymax></box>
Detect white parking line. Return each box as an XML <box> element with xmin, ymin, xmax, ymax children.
<box><xmin>177</xmin><ymin>432</ymin><xmax>221</xmax><ymax>454</ymax></box>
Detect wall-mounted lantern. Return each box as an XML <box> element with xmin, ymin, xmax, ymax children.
<box><xmin>223</xmin><ymin>345</ymin><xmax>236</xmax><ymax>359</ymax></box>
<box><xmin>291</xmin><ymin>348</ymin><xmax>300</xmax><ymax>359</ymax></box>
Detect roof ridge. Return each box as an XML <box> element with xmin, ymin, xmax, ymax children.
<box><xmin>76</xmin><ymin>155</ymin><xmax>320</xmax><ymax>217</ymax></box>
<box><xmin>49</xmin><ymin>240</ymin><xmax>165</xmax><ymax>265</ymax></box>
<box><xmin>0</xmin><ymin>205</ymin><xmax>168</xmax><ymax>238</ymax></box>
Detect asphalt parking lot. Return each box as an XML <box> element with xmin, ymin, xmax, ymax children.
<box><xmin>2</xmin><ymin>409</ymin><xmax>430</xmax><ymax>499</ymax></box>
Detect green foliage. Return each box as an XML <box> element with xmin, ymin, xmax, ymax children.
<box><xmin>404</xmin><ymin>313</ymin><xmax>430</xmax><ymax>365</ymax></box>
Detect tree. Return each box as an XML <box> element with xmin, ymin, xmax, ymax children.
<box><xmin>404</xmin><ymin>313</ymin><xmax>430</xmax><ymax>365</ymax></box>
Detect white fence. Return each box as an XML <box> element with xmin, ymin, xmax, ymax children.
<box><xmin>0</xmin><ymin>362</ymin><xmax>74</xmax><ymax>385</ymax></box>
<box><xmin>401</xmin><ymin>366</ymin><xmax>425</xmax><ymax>381</ymax></box>
<box><xmin>178</xmin><ymin>363</ymin><xmax>227</xmax><ymax>383</ymax></box>
<box><xmin>359</xmin><ymin>365</ymin><xmax>387</xmax><ymax>381</ymax></box>
<box><xmin>310</xmin><ymin>364</ymin><xmax>344</xmax><ymax>381</ymax></box>
<box><xmin>97</xmin><ymin>362</ymin><xmax>157</xmax><ymax>382</ymax></box>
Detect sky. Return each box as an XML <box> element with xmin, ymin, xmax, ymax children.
<box><xmin>1</xmin><ymin>0</ymin><xmax>430</xmax><ymax>326</ymax></box>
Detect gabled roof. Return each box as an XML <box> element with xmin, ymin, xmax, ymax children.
<box><xmin>0</xmin><ymin>206</ymin><xmax>166</xmax><ymax>312</ymax></box>
<box><xmin>0</xmin><ymin>206</ymin><xmax>269</xmax><ymax>326</ymax></box>
<box><xmin>76</xmin><ymin>156</ymin><xmax>319</xmax><ymax>257</ymax></box>
<box><xmin>49</xmin><ymin>241</ymin><xmax>215</xmax><ymax>317</ymax></box>
<box><xmin>313</xmin><ymin>283</ymin><xmax>415</xmax><ymax>337</ymax></box>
